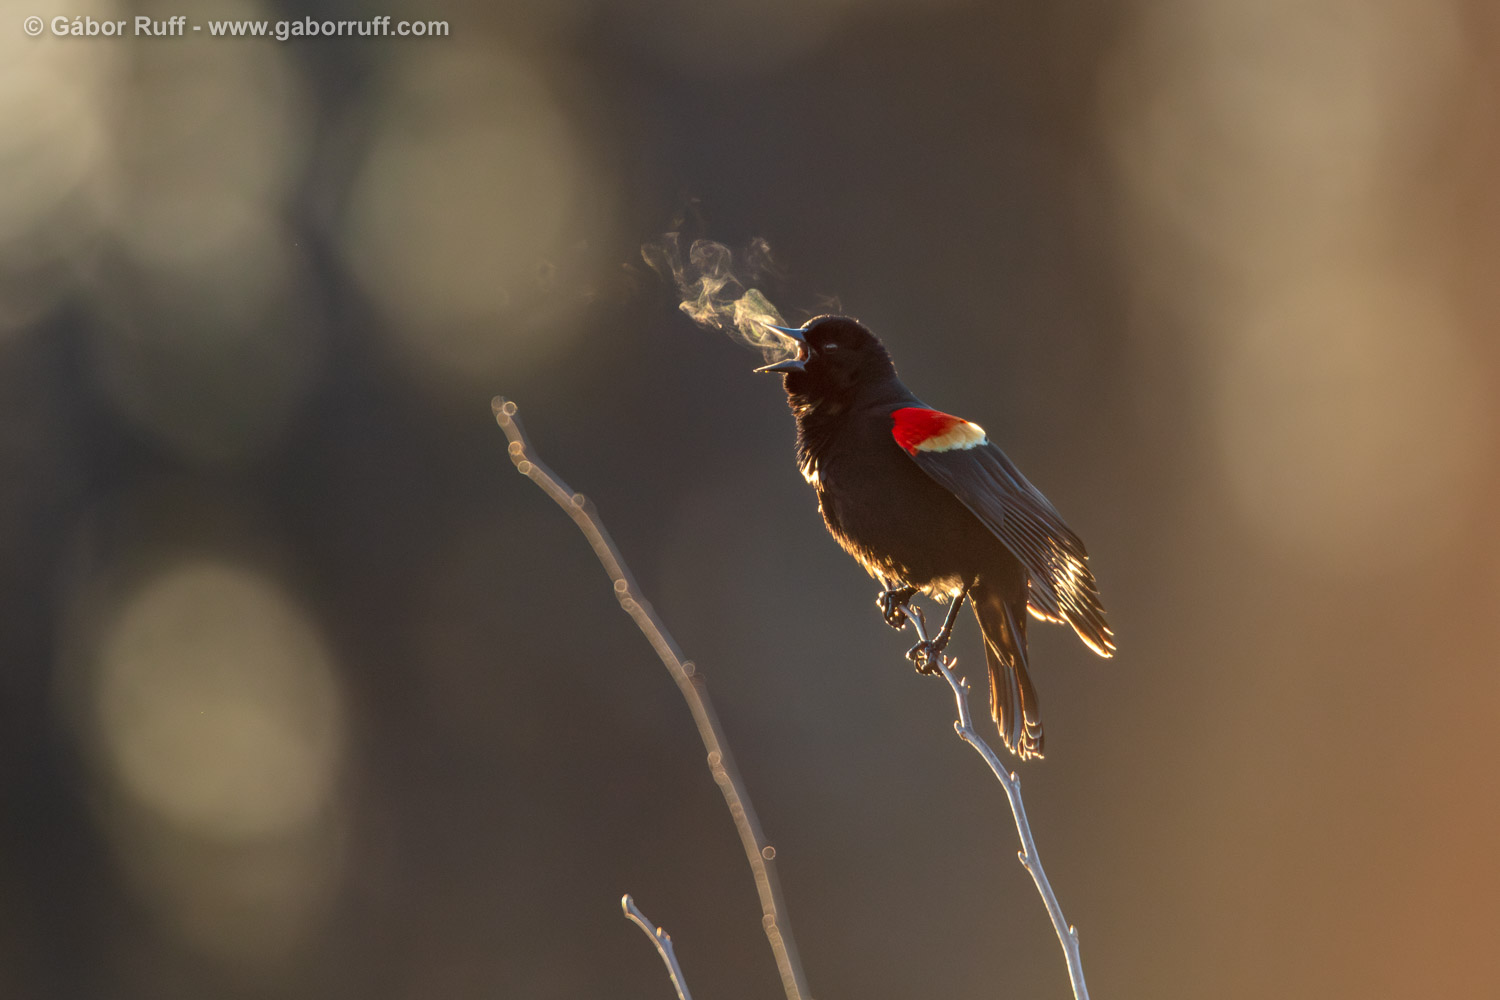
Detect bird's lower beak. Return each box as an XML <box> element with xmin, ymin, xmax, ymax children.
<box><xmin>755</xmin><ymin>324</ymin><xmax>808</xmax><ymax>373</ymax></box>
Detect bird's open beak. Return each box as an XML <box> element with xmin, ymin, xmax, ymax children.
<box><xmin>754</xmin><ymin>324</ymin><xmax>808</xmax><ymax>373</ymax></box>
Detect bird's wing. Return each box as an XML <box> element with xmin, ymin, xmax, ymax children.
<box><xmin>891</xmin><ymin>406</ymin><xmax>1115</xmax><ymax>656</ymax></box>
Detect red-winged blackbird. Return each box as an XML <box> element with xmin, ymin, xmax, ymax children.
<box><xmin>757</xmin><ymin>316</ymin><xmax>1113</xmax><ymax>759</ymax></box>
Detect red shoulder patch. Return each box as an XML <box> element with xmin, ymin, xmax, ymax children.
<box><xmin>891</xmin><ymin>407</ymin><xmax>988</xmax><ymax>455</ymax></box>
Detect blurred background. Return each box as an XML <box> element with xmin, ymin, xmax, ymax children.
<box><xmin>2</xmin><ymin>0</ymin><xmax>1498</xmax><ymax>997</ymax></box>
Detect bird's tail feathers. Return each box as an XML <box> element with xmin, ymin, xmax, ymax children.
<box><xmin>974</xmin><ymin>589</ymin><xmax>1044</xmax><ymax>760</ymax></box>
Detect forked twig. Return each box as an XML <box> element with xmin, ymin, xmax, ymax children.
<box><xmin>493</xmin><ymin>397</ymin><xmax>810</xmax><ymax>1000</ymax></box>
<box><xmin>622</xmin><ymin>895</ymin><xmax>694</xmax><ymax>1000</ymax></box>
<box><xmin>899</xmin><ymin>599</ymin><xmax>1090</xmax><ymax>1000</ymax></box>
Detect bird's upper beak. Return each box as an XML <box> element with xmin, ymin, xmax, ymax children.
<box><xmin>754</xmin><ymin>324</ymin><xmax>808</xmax><ymax>373</ymax></box>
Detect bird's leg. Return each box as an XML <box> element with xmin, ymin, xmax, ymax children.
<box><xmin>929</xmin><ymin>588</ymin><xmax>968</xmax><ymax>653</ymax></box>
<box><xmin>876</xmin><ymin>585</ymin><xmax>919</xmax><ymax>630</ymax></box>
<box><xmin>906</xmin><ymin>587</ymin><xmax>970</xmax><ymax>674</ymax></box>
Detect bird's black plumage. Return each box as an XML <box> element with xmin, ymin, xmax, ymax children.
<box><xmin>761</xmin><ymin>315</ymin><xmax>1113</xmax><ymax>759</ymax></box>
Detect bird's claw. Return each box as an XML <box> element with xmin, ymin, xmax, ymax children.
<box><xmin>905</xmin><ymin>640</ymin><xmax>946</xmax><ymax>675</ymax></box>
<box><xmin>876</xmin><ymin>587</ymin><xmax>917</xmax><ymax>630</ymax></box>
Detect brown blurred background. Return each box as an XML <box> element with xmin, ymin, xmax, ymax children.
<box><xmin>3</xmin><ymin>1</ymin><xmax>1499</xmax><ymax>997</ymax></box>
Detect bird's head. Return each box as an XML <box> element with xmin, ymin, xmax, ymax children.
<box><xmin>754</xmin><ymin>315</ymin><xmax>897</xmax><ymax>403</ymax></box>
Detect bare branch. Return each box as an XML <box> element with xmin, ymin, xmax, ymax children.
<box><xmin>900</xmin><ymin>597</ymin><xmax>1091</xmax><ymax>1000</ymax></box>
<box><xmin>622</xmin><ymin>895</ymin><xmax>694</xmax><ymax>1000</ymax></box>
<box><xmin>493</xmin><ymin>398</ymin><xmax>810</xmax><ymax>1000</ymax></box>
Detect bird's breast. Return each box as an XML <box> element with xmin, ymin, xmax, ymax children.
<box><xmin>802</xmin><ymin>416</ymin><xmax>989</xmax><ymax>594</ymax></box>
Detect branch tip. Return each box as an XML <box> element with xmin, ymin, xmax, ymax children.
<box><xmin>622</xmin><ymin>894</ymin><xmax>694</xmax><ymax>1000</ymax></box>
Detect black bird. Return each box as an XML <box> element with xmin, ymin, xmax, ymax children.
<box><xmin>757</xmin><ymin>316</ymin><xmax>1113</xmax><ymax>759</ymax></box>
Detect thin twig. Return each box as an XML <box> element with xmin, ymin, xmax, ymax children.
<box><xmin>900</xmin><ymin>597</ymin><xmax>1090</xmax><ymax>1000</ymax></box>
<box><xmin>493</xmin><ymin>397</ymin><xmax>810</xmax><ymax>1000</ymax></box>
<box><xmin>622</xmin><ymin>895</ymin><xmax>694</xmax><ymax>1000</ymax></box>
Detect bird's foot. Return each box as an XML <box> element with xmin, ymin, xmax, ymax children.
<box><xmin>900</xmin><ymin>602</ymin><xmax>960</xmax><ymax>671</ymax></box>
<box><xmin>905</xmin><ymin>639</ymin><xmax>949</xmax><ymax>675</ymax></box>
<box><xmin>907</xmin><ymin>587</ymin><xmax>969</xmax><ymax>674</ymax></box>
<box><xmin>876</xmin><ymin>586</ymin><xmax>918</xmax><ymax>630</ymax></box>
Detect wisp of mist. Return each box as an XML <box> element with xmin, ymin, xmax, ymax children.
<box><xmin>641</xmin><ymin>235</ymin><xmax>798</xmax><ymax>362</ymax></box>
